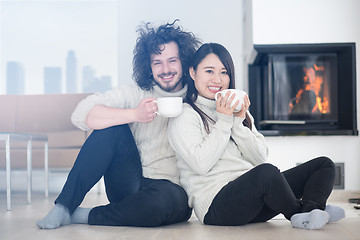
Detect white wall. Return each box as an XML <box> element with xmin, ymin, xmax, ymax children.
<box><xmin>247</xmin><ymin>0</ymin><xmax>360</xmax><ymax>190</ymax></box>
<box><xmin>116</xmin><ymin>0</ymin><xmax>245</xmax><ymax>89</ymax></box>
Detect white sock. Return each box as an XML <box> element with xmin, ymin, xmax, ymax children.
<box><xmin>325</xmin><ymin>205</ymin><xmax>345</xmax><ymax>223</ymax></box>
<box><xmin>290</xmin><ymin>209</ymin><xmax>330</xmax><ymax>230</ymax></box>
<box><xmin>71</xmin><ymin>207</ymin><xmax>91</xmax><ymax>224</ymax></box>
<box><xmin>37</xmin><ymin>204</ymin><xmax>71</xmax><ymax>229</ymax></box>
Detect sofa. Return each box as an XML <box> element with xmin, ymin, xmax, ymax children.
<box><xmin>0</xmin><ymin>93</ymin><xmax>90</xmax><ymax>169</ymax></box>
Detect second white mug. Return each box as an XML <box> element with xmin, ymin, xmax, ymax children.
<box><xmin>215</xmin><ymin>89</ymin><xmax>247</xmax><ymax>112</ymax></box>
<box><xmin>154</xmin><ymin>97</ymin><xmax>183</xmax><ymax>117</ymax></box>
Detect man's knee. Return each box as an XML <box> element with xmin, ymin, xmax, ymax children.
<box><xmin>92</xmin><ymin>124</ymin><xmax>131</xmax><ymax>137</ymax></box>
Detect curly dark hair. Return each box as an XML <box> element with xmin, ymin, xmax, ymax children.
<box><xmin>132</xmin><ymin>20</ymin><xmax>201</xmax><ymax>91</ymax></box>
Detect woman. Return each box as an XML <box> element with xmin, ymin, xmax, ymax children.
<box><xmin>168</xmin><ymin>43</ymin><xmax>344</xmax><ymax>229</ymax></box>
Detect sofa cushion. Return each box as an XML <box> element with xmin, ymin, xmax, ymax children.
<box><xmin>0</xmin><ymin>93</ymin><xmax>90</xmax><ymax>169</ymax></box>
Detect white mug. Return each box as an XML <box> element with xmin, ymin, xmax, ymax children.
<box><xmin>154</xmin><ymin>97</ymin><xmax>183</xmax><ymax>117</ymax></box>
<box><xmin>215</xmin><ymin>89</ymin><xmax>247</xmax><ymax>112</ymax></box>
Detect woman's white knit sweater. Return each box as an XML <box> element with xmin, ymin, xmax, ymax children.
<box><xmin>168</xmin><ymin>96</ymin><xmax>268</xmax><ymax>223</ymax></box>
<box><xmin>71</xmin><ymin>84</ymin><xmax>188</xmax><ymax>185</ymax></box>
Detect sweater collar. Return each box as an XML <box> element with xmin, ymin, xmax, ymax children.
<box><xmin>153</xmin><ymin>84</ymin><xmax>188</xmax><ymax>98</ymax></box>
<box><xmin>196</xmin><ymin>95</ymin><xmax>217</xmax><ymax>111</ymax></box>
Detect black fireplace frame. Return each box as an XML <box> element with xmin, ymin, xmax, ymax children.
<box><xmin>248</xmin><ymin>42</ymin><xmax>358</xmax><ymax>136</ymax></box>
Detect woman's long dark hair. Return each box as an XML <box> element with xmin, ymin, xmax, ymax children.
<box><xmin>185</xmin><ymin>43</ymin><xmax>252</xmax><ymax>133</ymax></box>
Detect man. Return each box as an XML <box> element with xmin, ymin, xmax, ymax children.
<box><xmin>37</xmin><ymin>20</ymin><xmax>201</xmax><ymax>229</ymax></box>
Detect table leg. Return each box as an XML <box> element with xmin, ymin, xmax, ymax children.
<box><xmin>45</xmin><ymin>141</ymin><xmax>49</xmax><ymax>198</ymax></box>
<box><xmin>27</xmin><ymin>138</ymin><xmax>32</xmax><ymax>204</ymax></box>
<box><xmin>5</xmin><ymin>135</ymin><xmax>11</xmax><ymax>211</ymax></box>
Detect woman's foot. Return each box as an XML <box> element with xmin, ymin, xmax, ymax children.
<box><xmin>325</xmin><ymin>205</ymin><xmax>345</xmax><ymax>223</ymax></box>
<box><xmin>290</xmin><ymin>209</ymin><xmax>330</xmax><ymax>230</ymax></box>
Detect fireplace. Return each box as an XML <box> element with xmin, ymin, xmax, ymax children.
<box><xmin>248</xmin><ymin>43</ymin><xmax>357</xmax><ymax>136</ymax></box>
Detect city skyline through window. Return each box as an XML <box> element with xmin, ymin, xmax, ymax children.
<box><xmin>1</xmin><ymin>0</ymin><xmax>118</xmax><ymax>94</ymax></box>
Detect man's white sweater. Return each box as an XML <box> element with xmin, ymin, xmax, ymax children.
<box><xmin>168</xmin><ymin>96</ymin><xmax>268</xmax><ymax>223</ymax></box>
<box><xmin>71</xmin><ymin>84</ymin><xmax>188</xmax><ymax>185</ymax></box>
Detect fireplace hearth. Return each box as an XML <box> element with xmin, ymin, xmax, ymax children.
<box><xmin>248</xmin><ymin>43</ymin><xmax>357</xmax><ymax>136</ymax></box>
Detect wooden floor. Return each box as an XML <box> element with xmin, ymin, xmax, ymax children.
<box><xmin>1</xmin><ymin>190</ymin><xmax>360</xmax><ymax>240</ymax></box>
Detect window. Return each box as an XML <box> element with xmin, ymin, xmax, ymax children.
<box><xmin>1</xmin><ymin>0</ymin><xmax>118</xmax><ymax>94</ymax></box>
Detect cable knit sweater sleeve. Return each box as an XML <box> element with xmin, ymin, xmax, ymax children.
<box><xmin>168</xmin><ymin>104</ymin><xmax>234</xmax><ymax>175</ymax></box>
<box><xmin>231</xmin><ymin>112</ymin><xmax>268</xmax><ymax>166</ymax></box>
<box><xmin>71</xmin><ymin>85</ymin><xmax>141</xmax><ymax>131</ymax></box>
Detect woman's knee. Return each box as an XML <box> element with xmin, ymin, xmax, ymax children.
<box><xmin>312</xmin><ymin>156</ymin><xmax>335</xmax><ymax>172</ymax></box>
<box><xmin>319</xmin><ymin>156</ymin><xmax>335</xmax><ymax>167</ymax></box>
<box><xmin>255</xmin><ymin>163</ymin><xmax>281</xmax><ymax>177</ymax></box>
<box><xmin>252</xmin><ymin>163</ymin><xmax>284</xmax><ymax>187</ymax></box>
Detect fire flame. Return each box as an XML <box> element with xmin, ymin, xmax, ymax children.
<box><xmin>289</xmin><ymin>64</ymin><xmax>329</xmax><ymax>114</ymax></box>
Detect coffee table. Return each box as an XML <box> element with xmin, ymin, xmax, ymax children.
<box><xmin>0</xmin><ymin>132</ymin><xmax>48</xmax><ymax>211</ymax></box>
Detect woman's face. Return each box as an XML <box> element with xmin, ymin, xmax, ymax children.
<box><xmin>190</xmin><ymin>53</ymin><xmax>230</xmax><ymax>100</ymax></box>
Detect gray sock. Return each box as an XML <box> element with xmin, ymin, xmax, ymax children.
<box><xmin>325</xmin><ymin>205</ymin><xmax>345</xmax><ymax>223</ymax></box>
<box><xmin>290</xmin><ymin>209</ymin><xmax>330</xmax><ymax>230</ymax></box>
<box><xmin>71</xmin><ymin>207</ymin><xmax>91</xmax><ymax>224</ymax></box>
<box><xmin>37</xmin><ymin>204</ymin><xmax>71</xmax><ymax>229</ymax></box>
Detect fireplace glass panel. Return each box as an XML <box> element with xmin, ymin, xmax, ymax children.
<box><xmin>268</xmin><ymin>53</ymin><xmax>338</xmax><ymax>121</ymax></box>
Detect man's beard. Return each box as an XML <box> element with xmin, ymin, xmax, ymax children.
<box><xmin>154</xmin><ymin>77</ymin><xmax>183</xmax><ymax>92</ymax></box>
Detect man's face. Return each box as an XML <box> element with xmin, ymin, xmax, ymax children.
<box><xmin>150</xmin><ymin>41</ymin><xmax>183</xmax><ymax>92</ymax></box>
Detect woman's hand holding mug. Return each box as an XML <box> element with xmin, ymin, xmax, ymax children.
<box><xmin>215</xmin><ymin>89</ymin><xmax>248</xmax><ymax>116</ymax></box>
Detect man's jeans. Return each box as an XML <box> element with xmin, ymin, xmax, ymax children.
<box><xmin>55</xmin><ymin>124</ymin><xmax>192</xmax><ymax>226</ymax></box>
